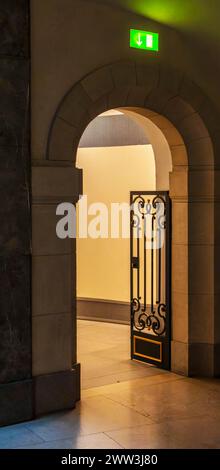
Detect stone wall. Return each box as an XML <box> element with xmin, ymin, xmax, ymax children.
<box><xmin>31</xmin><ymin>0</ymin><xmax>220</xmax><ymax>162</ymax></box>
<box><xmin>0</xmin><ymin>0</ymin><xmax>219</xmax><ymax>426</ymax></box>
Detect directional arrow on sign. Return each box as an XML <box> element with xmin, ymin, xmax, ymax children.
<box><xmin>136</xmin><ymin>33</ymin><xmax>143</xmax><ymax>46</ymax></box>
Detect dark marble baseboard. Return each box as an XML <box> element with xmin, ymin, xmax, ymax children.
<box><xmin>0</xmin><ymin>379</ymin><xmax>33</xmax><ymax>427</ymax></box>
<box><xmin>0</xmin><ymin>364</ymin><xmax>81</xmax><ymax>426</ymax></box>
<box><xmin>77</xmin><ymin>298</ymin><xmax>130</xmax><ymax>324</ymax></box>
<box><xmin>34</xmin><ymin>364</ymin><xmax>81</xmax><ymax>417</ymax></box>
<box><xmin>74</xmin><ymin>362</ymin><xmax>81</xmax><ymax>402</ymax></box>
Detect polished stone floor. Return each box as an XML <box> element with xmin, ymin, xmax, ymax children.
<box><xmin>1</xmin><ymin>320</ymin><xmax>220</xmax><ymax>449</ymax></box>
<box><xmin>78</xmin><ymin>320</ymin><xmax>164</xmax><ymax>390</ymax></box>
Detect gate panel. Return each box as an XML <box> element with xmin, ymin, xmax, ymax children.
<box><xmin>130</xmin><ymin>191</ymin><xmax>171</xmax><ymax>370</ymax></box>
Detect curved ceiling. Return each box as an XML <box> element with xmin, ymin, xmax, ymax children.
<box><xmin>90</xmin><ymin>0</ymin><xmax>220</xmax><ymax>49</ymax></box>
<box><xmin>79</xmin><ymin>112</ymin><xmax>149</xmax><ymax>148</ymax></box>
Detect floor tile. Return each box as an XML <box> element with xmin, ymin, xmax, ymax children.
<box><xmin>78</xmin><ymin>320</ymin><xmax>162</xmax><ymax>389</ymax></box>
<box><xmin>106</xmin><ymin>415</ymin><xmax>220</xmax><ymax>449</ymax></box>
<box><xmin>25</xmin><ymin>396</ymin><xmax>152</xmax><ymax>442</ymax></box>
<box><xmin>82</xmin><ymin>373</ymin><xmax>182</xmax><ymax>399</ymax></box>
<box><xmin>0</xmin><ymin>423</ymin><xmax>44</xmax><ymax>449</ymax></box>
<box><xmin>1</xmin><ymin>320</ymin><xmax>220</xmax><ymax>449</ymax></box>
<box><xmin>106</xmin><ymin>424</ymin><xmax>180</xmax><ymax>449</ymax></box>
<box><xmin>101</xmin><ymin>374</ymin><xmax>220</xmax><ymax>422</ymax></box>
<box><xmin>18</xmin><ymin>432</ymin><xmax>123</xmax><ymax>449</ymax></box>
<box><xmin>82</xmin><ymin>367</ymin><xmax>162</xmax><ymax>390</ymax></box>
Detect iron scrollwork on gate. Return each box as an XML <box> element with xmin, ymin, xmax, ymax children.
<box><xmin>130</xmin><ymin>191</ymin><xmax>171</xmax><ymax>369</ymax></box>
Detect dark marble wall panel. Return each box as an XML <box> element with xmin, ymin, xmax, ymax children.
<box><xmin>0</xmin><ymin>1</ymin><xmax>31</xmax><ymax>385</ymax></box>
<box><xmin>0</xmin><ymin>59</ymin><xmax>30</xmax><ymax>149</ymax></box>
<box><xmin>0</xmin><ymin>0</ymin><xmax>29</xmax><ymax>57</ymax></box>
<box><xmin>0</xmin><ymin>256</ymin><xmax>31</xmax><ymax>383</ymax></box>
<box><xmin>0</xmin><ymin>149</ymin><xmax>30</xmax><ymax>256</ymax></box>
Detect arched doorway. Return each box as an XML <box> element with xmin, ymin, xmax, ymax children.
<box><xmin>31</xmin><ymin>60</ymin><xmax>219</xmax><ymax>416</ymax></box>
<box><xmin>76</xmin><ymin>108</ymin><xmax>172</xmax><ymax>389</ymax></box>
<box><xmin>75</xmin><ymin>107</ymin><xmax>172</xmax><ymax>387</ymax></box>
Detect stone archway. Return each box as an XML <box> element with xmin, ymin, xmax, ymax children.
<box><xmin>31</xmin><ymin>59</ymin><xmax>220</xmax><ymax>417</ymax></box>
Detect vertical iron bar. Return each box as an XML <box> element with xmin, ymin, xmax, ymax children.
<box><xmin>165</xmin><ymin>193</ymin><xmax>171</xmax><ymax>365</ymax></box>
<box><xmin>143</xmin><ymin>214</ymin><xmax>146</xmax><ymax>312</ymax></box>
<box><xmin>157</xmin><ymin>228</ymin><xmax>162</xmax><ymax>304</ymax></box>
<box><xmin>151</xmin><ymin>213</ymin><xmax>155</xmax><ymax>313</ymax></box>
<box><xmin>137</xmin><ymin>220</ymin><xmax>140</xmax><ymax>300</ymax></box>
<box><xmin>130</xmin><ymin>193</ymin><xmax>133</xmax><ymax>359</ymax></box>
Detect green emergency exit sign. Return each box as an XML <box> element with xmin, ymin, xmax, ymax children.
<box><xmin>130</xmin><ymin>29</ymin><xmax>159</xmax><ymax>52</ymax></box>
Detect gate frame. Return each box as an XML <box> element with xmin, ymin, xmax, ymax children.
<box><xmin>130</xmin><ymin>190</ymin><xmax>171</xmax><ymax>370</ymax></box>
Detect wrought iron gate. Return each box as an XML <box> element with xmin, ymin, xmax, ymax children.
<box><xmin>130</xmin><ymin>191</ymin><xmax>171</xmax><ymax>370</ymax></box>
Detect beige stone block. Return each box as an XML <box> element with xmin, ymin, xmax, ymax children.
<box><xmin>82</xmin><ymin>66</ymin><xmax>113</xmax><ymax>101</ymax></box>
<box><xmin>161</xmin><ymin>125</ymin><xmax>184</xmax><ymax>147</ymax></box>
<box><xmin>172</xmin><ymin>244</ymin><xmax>188</xmax><ymax>294</ymax></box>
<box><xmin>214</xmin><ymin>203</ymin><xmax>220</xmax><ymax>244</ymax></box>
<box><xmin>180</xmin><ymin>78</ymin><xmax>205</xmax><ymax>112</ymax></box>
<box><xmin>48</xmin><ymin>117</ymin><xmax>77</xmax><ymax>161</ymax></box>
<box><xmin>159</xmin><ymin>65</ymin><xmax>183</xmax><ymax>95</ymax></box>
<box><xmin>214</xmin><ymin>296</ymin><xmax>220</xmax><ymax>343</ymax></box>
<box><xmin>108</xmin><ymin>86</ymin><xmax>131</xmax><ymax>109</ymax></box>
<box><xmin>170</xmin><ymin>170</ymin><xmax>188</xmax><ymax>198</ymax></box>
<box><xmin>170</xmin><ymin>145</ymin><xmax>188</xmax><ymax>167</ymax></box>
<box><xmin>149</xmin><ymin>112</ymin><xmax>186</xmax><ymax>154</ymax></box>
<box><xmin>197</xmin><ymin>97</ymin><xmax>220</xmax><ymax>135</ymax></box>
<box><xmin>58</xmin><ymin>83</ymin><xmax>91</xmax><ymax>127</ymax></box>
<box><xmin>214</xmin><ymin>245</ymin><xmax>220</xmax><ymax>295</ymax></box>
<box><xmin>32</xmin><ymin>204</ymin><xmax>73</xmax><ymax>256</ymax></box>
<box><xmin>189</xmin><ymin>202</ymin><xmax>214</xmax><ymax>245</ymax></box>
<box><xmin>214</xmin><ymin>344</ymin><xmax>220</xmax><ymax>375</ymax></box>
<box><xmin>214</xmin><ymin>170</ymin><xmax>220</xmax><ymax>198</ymax></box>
<box><xmin>32</xmin><ymin>166</ymin><xmax>82</xmax><ymax>199</ymax></box>
<box><xmin>150</xmin><ymin>114</ymin><xmax>174</xmax><ymax>131</ymax></box>
<box><xmin>32</xmin><ymin>254</ymin><xmax>72</xmax><ymax>315</ymax></box>
<box><xmin>172</xmin><ymin>201</ymin><xmax>188</xmax><ymax>245</ymax></box>
<box><xmin>189</xmin><ymin>245</ymin><xmax>214</xmax><ymax>295</ymax></box>
<box><xmin>189</xmin><ymin>343</ymin><xmax>214</xmax><ymax>376</ymax></box>
<box><xmin>171</xmin><ymin>340</ymin><xmax>189</xmax><ymax>375</ymax></box>
<box><xmin>132</xmin><ymin>108</ymin><xmax>159</xmax><ymax>120</ymax></box>
<box><xmin>146</xmin><ymin>87</ymin><xmax>176</xmax><ymax>114</ymax></box>
<box><xmin>189</xmin><ymin>294</ymin><xmax>214</xmax><ymax>343</ymax></box>
<box><xmin>212</xmin><ymin>132</ymin><xmax>220</xmax><ymax>161</ymax></box>
<box><xmin>178</xmin><ymin>113</ymin><xmax>209</xmax><ymax>143</ymax></box>
<box><xmin>186</xmin><ymin>137</ymin><xmax>214</xmax><ymax>167</ymax></box>
<box><xmin>163</xmin><ymin>96</ymin><xmax>194</xmax><ymax>124</ymax></box>
<box><xmin>32</xmin><ymin>313</ymin><xmax>73</xmax><ymax>376</ymax></box>
<box><xmin>88</xmin><ymin>94</ymin><xmax>109</xmax><ymax>120</ymax></box>
<box><xmin>136</xmin><ymin>61</ymin><xmax>159</xmax><ymax>91</ymax></box>
<box><xmin>125</xmin><ymin>86</ymin><xmax>149</xmax><ymax>107</ymax></box>
<box><xmin>189</xmin><ymin>170</ymin><xmax>214</xmax><ymax>198</ymax></box>
<box><xmin>111</xmin><ymin>61</ymin><xmax>136</xmax><ymax>88</ymax></box>
<box><xmin>172</xmin><ymin>292</ymin><xmax>189</xmax><ymax>343</ymax></box>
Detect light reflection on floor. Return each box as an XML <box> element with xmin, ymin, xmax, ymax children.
<box><xmin>1</xmin><ymin>320</ymin><xmax>220</xmax><ymax>449</ymax></box>
<box><xmin>77</xmin><ymin>320</ymin><xmax>159</xmax><ymax>390</ymax></box>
